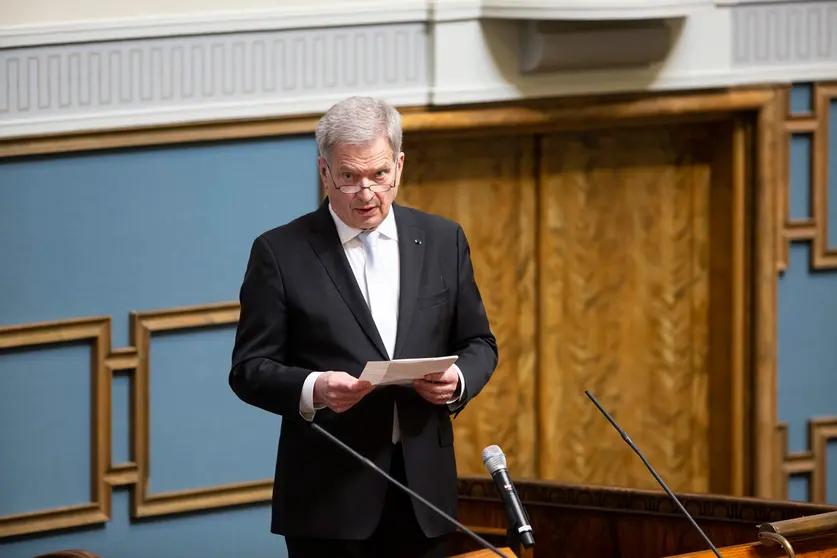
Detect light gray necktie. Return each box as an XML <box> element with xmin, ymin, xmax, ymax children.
<box><xmin>358</xmin><ymin>230</ymin><xmax>396</xmax><ymax>359</ymax></box>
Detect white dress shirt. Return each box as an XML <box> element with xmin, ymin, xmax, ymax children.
<box><xmin>298</xmin><ymin>204</ymin><xmax>464</xmax><ymax>443</ymax></box>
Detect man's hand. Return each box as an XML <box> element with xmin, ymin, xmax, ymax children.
<box><xmin>413</xmin><ymin>365</ymin><xmax>460</xmax><ymax>405</ymax></box>
<box><xmin>313</xmin><ymin>372</ymin><xmax>374</xmax><ymax>413</ymax></box>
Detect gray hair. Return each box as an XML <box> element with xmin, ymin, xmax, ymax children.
<box><xmin>315</xmin><ymin>96</ymin><xmax>402</xmax><ymax>163</ymax></box>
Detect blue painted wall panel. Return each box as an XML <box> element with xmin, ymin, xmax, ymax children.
<box><xmin>830</xmin><ymin>441</ymin><xmax>837</xmax><ymax>503</ymax></box>
<box><xmin>148</xmin><ymin>326</ymin><xmax>278</xmax><ymax>494</ymax></box>
<box><xmin>0</xmin><ymin>490</ymin><xmax>280</xmax><ymax>558</ymax></box>
<box><xmin>788</xmin><ymin>476</ymin><xmax>809</xmax><ymax>503</ymax></box>
<box><xmin>0</xmin><ymin>343</ymin><xmax>92</xmax><ymax>516</ymax></box>
<box><xmin>777</xmin><ymin>84</ymin><xmax>837</xmax><ymax>504</ymax></box>
<box><xmin>0</xmin><ymin>137</ymin><xmax>319</xmax><ymax>344</ymax></box>
<box><xmin>790</xmin><ymin>84</ymin><xmax>813</xmax><ymax>114</ymax></box>
<box><xmin>112</xmin><ymin>374</ymin><xmax>131</xmax><ymax>465</ymax></box>
<box><xmin>777</xmin><ymin>244</ymin><xmax>837</xmax><ymax>454</ymax></box>
<box><xmin>789</xmin><ymin>134</ymin><xmax>812</xmax><ymax>221</ymax></box>
<box><xmin>0</xmin><ymin>136</ymin><xmax>318</xmax><ymax>556</ymax></box>
<box><xmin>829</xmin><ymin>100</ymin><xmax>837</xmax><ymax>247</ymax></box>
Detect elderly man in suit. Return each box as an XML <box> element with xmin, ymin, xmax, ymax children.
<box><xmin>229</xmin><ymin>96</ymin><xmax>498</xmax><ymax>558</ymax></box>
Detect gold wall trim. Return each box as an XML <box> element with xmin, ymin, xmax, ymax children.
<box><xmin>0</xmin><ymin>88</ymin><xmax>775</xmax><ymax>160</ymax></box>
<box><xmin>104</xmin><ymin>463</ymin><xmax>139</xmax><ymax>487</ymax></box>
<box><xmin>138</xmin><ymin>479</ymin><xmax>273</xmax><ymax>518</ymax></box>
<box><xmin>0</xmin><ymin>117</ymin><xmax>324</xmax><ymax>159</ymax></box>
<box><xmin>0</xmin><ymin>317</ymin><xmax>112</xmax><ymax>539</ymax></box>
<box><xmin>129</xmin><ymin>301</ymin><xmax>274</xmax><ymax>518</ymax></box>
<box><xmin>0</xmin><ymin>302</ymin><xmax>272</xmax><ymax>539</ymax></box>
<box><xmin>777</xmin><ymin>81</ymin><xmax>837</xmax><ymax>271</ymax></box>
<box><xmin>778</xmin><ymin>418</ymin><xmax>837</xmax><ymax>503</ymax></box>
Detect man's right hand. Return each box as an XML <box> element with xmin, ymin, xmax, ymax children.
<box><xmin>313</xmin><ymin>372</ymin><xmax>374</xmax><ymax>413</ymax></box>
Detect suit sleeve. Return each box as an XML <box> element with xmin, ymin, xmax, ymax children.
<box><xmin>447</xmin><ymin>225</ymin><xmax>498</xmax><ymax>414</ymax></box>
<box><xmin>229</xmin><ymin>235</ymin><xmax>313</xmax><ymax>417</ymax></box>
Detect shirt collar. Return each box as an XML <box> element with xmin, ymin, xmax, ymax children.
<box><xmin>328</xmin><ymin>203</ymin><xmax>399</xmax><ymax>245</ymax></box>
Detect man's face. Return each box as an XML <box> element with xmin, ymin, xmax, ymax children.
<box><xmin>320</xmin><ymin>136</ymin><xmax>403</xmax><ymax>230</ymax></box>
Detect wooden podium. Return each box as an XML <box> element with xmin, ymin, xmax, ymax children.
<box><xmin>451</xmin><ymin>549</ymin><xmax>516</xmax><ymax>558</ymax></box>
<box><xmin>669</xmin><ymin>510</ymin><xmax>837</xmax><ymax>558</ymax></box>
<box><xmin>449</xmin><ymin>477</ymin><xmax>837</xmax><ymax>558</ymax></box>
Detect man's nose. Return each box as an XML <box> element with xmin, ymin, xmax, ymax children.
<box><xmin>357</xmin><ymin>186</ymin><xmax>375</xmax><ymax>202</ymax></box>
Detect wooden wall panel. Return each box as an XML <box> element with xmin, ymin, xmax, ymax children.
<box><xmin>399</xmin><ymin>135</ymin><xmax>539</xmax><ymax>479</ymax></box>
<box><xmin>399</xmin><ymin>118</ymin><xmax>752</xmax><ymax>494</ymax></box>
<box><xmin>536</xmin><ymin>124</ymin><xmax>713</xmax><ymax>492</ymax></box>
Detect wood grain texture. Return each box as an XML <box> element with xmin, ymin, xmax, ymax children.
<box><xmin>399</xmin><ymin>117</ymin><xmax>754</xmax><ymax>493</ymax></box>
<box><xmin>754</xmin><ymin>94</ymin><xmax>781</xmax><ymax>499</ymax></box>
<box><xmin>398</xmin><ymin>134</ymin><xmax>539</xmax><ymax>479</ymax></box>
<box><xmin>449</xmin><ymin>547</ymin><xmax>516</xmax><ymax>558</ymax></box>
<box><xmin>670</xmin><ymin>535</ymin><xmax>837</xmax><ymax>558</ymax></box>
<box><xmin>537</xmin><ymin>124</ymin><xmax>712</xmax><ymax>492</ymax></box>
<box><xmin>454</xmin><ymin>477</ymin><xmax>837</xmax><ymax>558</ymax></box>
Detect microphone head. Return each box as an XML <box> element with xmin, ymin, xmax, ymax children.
<box><xmin>481</xmin><ymin>445</ymin><xmax>507</xmax><ymax>474</ymax></box>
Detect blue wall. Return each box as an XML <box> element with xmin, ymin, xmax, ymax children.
<box><xmin>0</xmin><ymin>136</ymin><xmax>319</xmax><ymax>557</ymax></box>
<box><xmin>778</xmin><ymin>84</ymin><xmax>837</xmax><ymax>504</ymax></box>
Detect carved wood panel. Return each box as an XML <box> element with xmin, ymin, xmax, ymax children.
<box><xmin>398</xmin><ymin>134</ymin><xmax>539</xmax><ymax>479</ymax></box>
<box><xmin>537</xmin><ymin>124</ymin><xmax>714</xmax><ymax>493</ymax></box>
<box><xmin>396</xmin><ymin>118</ymin><xmax>749</xmax><ymax>495</ymax></box>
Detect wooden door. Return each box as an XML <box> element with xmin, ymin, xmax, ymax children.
<box><xmin>399</xmin><ymin>118</ymin><xmax>747</xmax><ymax>494</ymax></box>
<box><xmin>398</xmin><ymin>134</ymin><xmax>539</xmax><ymax>479</ymax></box>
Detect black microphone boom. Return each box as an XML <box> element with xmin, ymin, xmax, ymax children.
<box><xmin>584</xmin><ymin>390</ymin><xmax>724</xmax><ymax>558</ymax></box>
<box><xmin>307</xmin><ymin>421</ymin><xmax>512</xmax><ymax>558</ymax></box>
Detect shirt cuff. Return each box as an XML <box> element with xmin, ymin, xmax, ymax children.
<box><xmin>446</xmin><ymin>364</ymin><xmax>465</xmax><ymax>405</ymax></box>
<box><xmin>299</xmin><ymin>371</ymin><xmax>326</xmax><ymax>421</ymax></box>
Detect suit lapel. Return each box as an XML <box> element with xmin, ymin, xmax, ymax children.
<box><xmin>307</xmin><ymin>202</ymin><xmax>389</xmax><ymax>360</ymax></box>
<box><xmin>393</xmin><ymin>204</ymin><xmax>425</xmax><ymax>359</ymax></box>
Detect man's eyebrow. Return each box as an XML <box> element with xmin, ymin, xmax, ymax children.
<box><xmin>337</xmin><ymin>164</ymin><xmax>392</xmax><ymax>173</ymax></box>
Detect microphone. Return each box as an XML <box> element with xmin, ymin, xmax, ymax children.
<box><xmin>482</xmin><ymin>445</ymin><xmax>535</xmax><ymax>549</ymax></box>
<box><xmin>307</xmin><ymin>420</ymin><xmax>512</xmax><ymax>558</ymax></box>
<box><xmin>584</xmin><ymin>390</ymin><xmax>723</xmax><ymax>558</ymax></box>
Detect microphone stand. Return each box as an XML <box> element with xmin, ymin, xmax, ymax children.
<box><xmin>307</xmin><ymin>420</ymin><xmax>512</xmax><ymax>558</ymax></box>
<box><xmin>504</xmin><ymin>524</ymin><xmax>524</xmax><ymax>555</ymax></box>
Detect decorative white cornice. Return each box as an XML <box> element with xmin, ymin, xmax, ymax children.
<box><xmin>0</xmin><ymin>0</ymin><xmax>714</xmax><ymax>47</ymax></box>
<box><xmin>480</xmin><ymin>0</ymin><xmax>710</xmax><ymax>20</ymax></box>
<box><xmin>431</xmin><ymin>0</ymin><xmax>710</xmax><ymax>21</ymax></box>
<box><xmin>730</xmin><ymin>1</ymin><xmax>837</xmax><ymax>68</ymax></box>
<box><xmin>0</xmin><ymin>23</ymin><xmax>430</xmax><ymax>139</ymax></box>
<box><xmin>0</xmin><ymin>1</ymin><xmax>431</xmax><ymax>48</ymax></box>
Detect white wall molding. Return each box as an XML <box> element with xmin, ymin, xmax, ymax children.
<box><xmin>430</xmin><ymin>0</ymin><xmax>710</xmax><ymax>21</ymax></box>
<box><xmin>480</xmin><ymin>0</ymin><xmax>709</xmax><ymax>20</ymax></box>
<box><xmin>1</xmin><ymin>0</ymin><xmax>837</xmax><ymax>141</ymax></box>
<box><xmin>731</xmin><ymin>1</ymin><xmax>837</xmax><ymax>68</ymax></box>
<box><xmin>0</xmin><ymin>24</ymin><xmax>430</xmax><ymax>139</ymax></box>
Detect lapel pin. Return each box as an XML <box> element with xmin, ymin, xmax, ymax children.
<box><xmin>414</xmin><ymin>239</ymin><xmax>423</xmax><ymax>245</ymax></box>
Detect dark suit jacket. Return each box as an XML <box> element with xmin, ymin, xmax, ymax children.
<box><xmin>229</xmin><ymin>200</ymin><xmax>498</xmax><ymax>540</ymax></box>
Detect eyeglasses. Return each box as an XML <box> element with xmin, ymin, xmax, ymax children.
<box><xmin>334</xmin><ymin>183</ymin><xmax>394</xmax><ymax>194</ymax></box>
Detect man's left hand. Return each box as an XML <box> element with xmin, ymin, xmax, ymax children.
<box><xmin>413</xmin><ymin>365</ymin><xmax>460</xmax><ymax>405</ymax></box>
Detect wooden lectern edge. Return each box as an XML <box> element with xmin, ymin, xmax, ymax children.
<box><xmin>449</xmin><ymin>547</ymin><xmax>516</xmax><ymax>558</ymax></box>
<box><xmin>668</xmin><ymin>535</ymin><xmax>837</xmax><ymax>558</ymax></box>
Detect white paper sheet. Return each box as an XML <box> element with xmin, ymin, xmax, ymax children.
<box><xmin>358</xmin><ymin>355</ymin><xmax>459</xmax><ymax>386</ymax></box>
